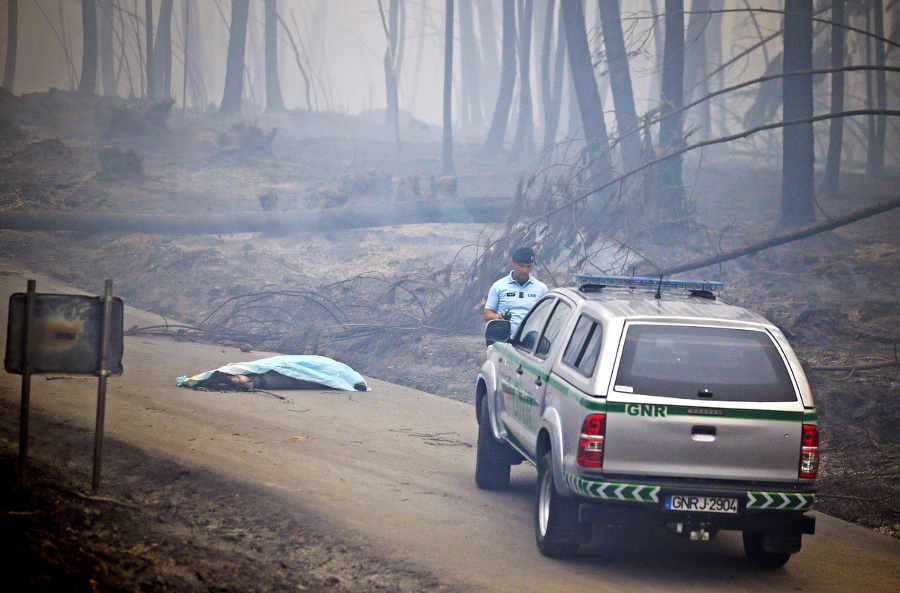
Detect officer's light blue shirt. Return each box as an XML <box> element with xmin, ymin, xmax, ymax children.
<box><xmin>485</xmin><ymin>272</ymin><xmax>548</xmax><ymax>332</ymax></box>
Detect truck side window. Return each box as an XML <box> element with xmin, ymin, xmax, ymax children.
<box><xmin>535</xmin><ymin>301</ymin><xmax>572</xmax><ymax>358</ymax></box>
<box><xmin>516</xmin><ymin>298</ymin><xmax>555</xmax><ymax>352</ymax></box>
<box><xmin>562</xmin><ymin>316</ymin><xmax>603</xmax><ymax>376</ymax></box>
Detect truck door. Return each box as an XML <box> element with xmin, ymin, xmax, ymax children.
<box><xmin>497</xmin><ymin>297</ymin><xmax>553</xmax><ymax>452</ymax></box>
<box><xmin>497</xmin><ymin>297</ymin><xmax>572</xmax><ymax>457</ymax></box>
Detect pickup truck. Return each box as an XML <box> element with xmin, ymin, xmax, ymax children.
<box><xmin>475</xmin><ymin>276</ymin><xmax>818</xmax><ymax>567</ymax></box>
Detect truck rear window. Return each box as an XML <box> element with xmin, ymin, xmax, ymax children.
<box><xmin>613</xmin><ymin>324</ymin><xmax>796</xmax><ymax>402</ymax></box>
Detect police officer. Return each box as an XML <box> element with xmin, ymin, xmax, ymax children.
<box><xmin>483</xmin><ymin>246</ymin><xmax>548</xmax><ymax>333</ymax></box>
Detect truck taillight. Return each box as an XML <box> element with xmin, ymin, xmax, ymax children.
<box><xmin>799</xmin><ymin>424</ymin><xmax>819</xmax><ymax>480</ymax></box>
<box><xmin>577</xmin><ymin>414</ymin><xmax>606</xmax><ymax>468</ymax></box>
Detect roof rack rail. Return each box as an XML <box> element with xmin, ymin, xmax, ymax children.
<box><xmin>574</xmin><ymin>275</ymin><xmax>723</xmax><ymax>298</ymax></box>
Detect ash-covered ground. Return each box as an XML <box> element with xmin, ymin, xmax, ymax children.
<box><xmin>0</xmin><ymin>89</ymin><xmax>898</xmax><ymax>590</ymax></box>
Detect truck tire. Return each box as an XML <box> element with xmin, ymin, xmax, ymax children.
<box><xmin>475</xmin><ymin>397</ymin><xmax>511</xmax><ymax>490</ymax></box>
<box><xmin>535</xmin><ymin>451</ymin><xmax>585</xmax><ymax>558</ymax></box>
<box><xmin>743</xmin><ymin>531</ymin><xmax>792</xmax><ymax>569</ymax></box>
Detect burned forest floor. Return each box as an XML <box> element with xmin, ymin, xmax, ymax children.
<box><xmin>0</xmin><ymin>89</ymin><xmax>899</xmax><ymax>590</ymax></box>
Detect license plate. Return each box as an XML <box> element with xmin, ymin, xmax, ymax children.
<box><xmin>665</xmin><ymin>495</ymin><xmax>739</xmax><ymax>514</ymax></box>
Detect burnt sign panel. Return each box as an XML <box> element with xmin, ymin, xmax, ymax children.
<box><xmin>5</xmin><ymin>293</ymin><xmax>124</xmax><ymax>375</ymax></box>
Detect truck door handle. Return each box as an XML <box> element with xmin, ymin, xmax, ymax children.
<box><xmin>691</xmin><ymin>425</ymin><xmax>716</xmax><ymax>442</ymax></box>
<box><xmin>535</xmin><ymin>376</ymin><xmax>543</xmax><ymax>387</ymax></box>
<box><xmin>516</xmin><ymin>366</ymin><xmax>523</xmax><ymax>375</ymax></box>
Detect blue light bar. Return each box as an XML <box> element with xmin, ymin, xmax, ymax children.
<box><xmin>574</xmin><ymin>275</ymin><xmax>723</xmax><ymax>293</ymax></box>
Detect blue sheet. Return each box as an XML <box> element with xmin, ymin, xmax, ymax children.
<box><xmin>177</xmin><ymin>354</ymin><xmax>368</xmax><ymax>391</ymax></box>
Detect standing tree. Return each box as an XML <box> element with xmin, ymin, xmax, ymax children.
<box><xmin>145</xmin><ymin>0</ymin><xmax>154</xmax><ymax>100</ymax></box>
<box><xmin>781</xmin><ymin>0</ymin><xmax>815</xmax><ymax>227</ymax></box>
<box><xmin>867</xmin><ymin>0</ymin><xmax>886</xmax><ymax>175</ymax></box>
<box><xmin>540</xmin><ymin>0</ymin><xmax>566</xmax><ymax>150</ymax></box>
<box><xmin>597</xmin><ymin>0</ymin><xmax>641</xmax><ymax>173</ymax></box>
<box><xmin>443</xmin><ymin>0</ymin><xmax>455</xmax><ymax>176</ymax></box>
<box><xmin>511</xmin><ymin>0</ymin><xmax>535</xmax><ymax>160</ymax></box>
<box><xmin>98</xmin><ymin>0</ymin><xmax>116</xmax><ymax>95</ymax></box>
<box><xmin>380</xmin><ymin>0</ymin><xmax>401</xmax><ymax>128</ymax></box>
<box><xmin>3</xmin><ymin>0</ymin><xmax>17</xmax><ymax>91</ymax></box>
<box><xmin>264</xmin><ymin>0</ymin><xmax>285</xmax><ymax>112</ymax></box>
<box><xmin>484</xmin><ymin>0</ymin><xmax>517</xmax><ymax>153</ymax></box>
<box><xmin>657</xmin><ymin>0</ymin><xmax>685</xmax><ymax>215</ymax></box>
<box><xmin>150</xmin><ymin>0</ymin><xmax>175</xmax><ymax>100</ymax></box>
<box><xmin>683</xmin><ymin>0</ymin><xmax>711</xmax><ymax>140</ymax></box>
<box><xmin>823</xmin><ymin>0</ymin><xmax>845</xmax><ymax>195</ymax></box>
<box><xmin>560</xmin><ymin>0</ymin><xmax>611</xmax><ymax>163</ymax></box>
<box><xmin>79</xmin><ymin>0</ymin><xmax>99</xmax><ymax>94</ymax></box>
<box><xmin>458</xmin><ymin>0</ymin><xmax>484</xmax><ymax>133</ymax></box>
<box><xmin>221</xmin><ymin>0</ymin><xmax>251</xmax><ymax>114</ymax></box>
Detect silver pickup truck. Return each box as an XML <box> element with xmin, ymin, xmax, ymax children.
<box><xmin>475</xmin><ymin>276</ymin><xmax>818</xmax><ymax>567</ymax></box>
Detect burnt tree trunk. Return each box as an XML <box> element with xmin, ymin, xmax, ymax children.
<box><xmin>98</xmin><ymin>0</ymin><xmax>115</xmax><ymax>95</ymax></box>
<box><xmin>443</xmin><ymin>0</ymin><xmax>455</xmax><ymax>175</ymax></box>
<box><xmin>683</xmin><ymin>0</ymin><xmax>710</xmax><ymax>140</ymax></box>
<box><xmin>476</xmin><ymin>0</ymin><xmax>501</xmax><ymax>108</ymax></box>
<box><xmin>3</xmin><ymin>0</ymin><xmax>17</xmax><ymax>90</ymax></box>
<box><xmin>79</xmin><ymin>0</ymin><xmax>99</xmax><ymax>95</ymax></box>
<box><xmin>458</xmin><ymin>0</ymin><xmax>484</xmax><ymax>132</ymax></box>
<box><xmin>511</xmin><ymin>0</ymin><xmax>534</xmax><ymax>160</ymax></box>
<box><xmin>145</xmin><ymin>0</ymin><xmax>154</xmax><ymax>100</ymax></box>
<box><xmin>221</xmin><ymin>0</ymin><xmax>251</xmax><ymax>114</ymax></box>
<box><xmin>823</xmin><ymin>0</ymin><xmax>845</xmax><ymax>195</ymax></box>
<box><xmin>264</xmin><ymin>0</ymin><xmax>285</xmax><ymax>112</ymax></box>
<box><xmin>150</xmin><ymin>0</ymin><xmax>174</xmax><ymax>100</ymax></box>
<box><xmin>484</xmin><ymin>0</ymin><xmax>518</xmax><ymax>153</ymax></box>
<box><xmin>781</xmin><ymin>0</ymin><xmax>815</xmax><ymax>227</ymax></box>
<box><xmin>598</xmin><ymin>0</ymin><xmax>641</xmax><ymax>173</ymax></box>
<box><xmin>560</xmin><ymin>0</ymin><xmax>610</xmax><ymax>161</ymax></box>
<box><xmin>657</xmin><ymin>0</ymin><xmax>685</xmax><ymax>214</ymax></box>
<box><xmin>383</xmin><ymin>0</ymin><xmax>401</xmax><ymax>128</ymax></box>
<box><xmin>866</xmin><ymin>0</ymin><xmax>886</xmax><ymax>175</ymax></box>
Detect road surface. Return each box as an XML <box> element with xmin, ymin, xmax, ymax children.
<box><xmin>1</xmin><ymin>262</ymin><xmax>897</xmax><ymax>593</ymax></box>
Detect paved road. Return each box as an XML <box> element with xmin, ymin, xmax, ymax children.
<box><xmin>1</xmin><ymin>263</ymin><xmax>897</xmax><ymax>593</ymax></box>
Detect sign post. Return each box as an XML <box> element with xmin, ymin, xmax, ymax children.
<box><xmin>5</xmin><ymin>280</ymin><xmax>124</xmax><ymax>492</ymax></box>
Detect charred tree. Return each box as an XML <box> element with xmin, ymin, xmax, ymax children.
<box><xmin>657</xmin><ymin>0</ymin><xmax>685</xmax><ymax>214</ymax></box>
<box><xmin>541</xmin><ymin>0</ymin><xmax>566</xmax><ymax>149</ymax></box>
<box><xmin>3</xmin><ymin>0</ymin><xmax>17</xmax><ymax>90</ymax></box>
<box><xmin>79</xmin><ymin>0</ymin><xmax>99</xmax><ymax>95</ymax></box>
<box><xmin>443</xmin><ymin>0</ymin><xmax>455</xmax><ymax>176</ymax></box>
<box><xmin>560</xmin><ymin>0</ymin><xmax>610</xmax><ymax>160</ymax></box>
<box><xmin>382</xmin><ymin>0</ymin><xmax>401</xmax><ymax>128</ymax></box>
<box><xmin>484</xmin><ymin>0</ymin><xmax>517</xmax><ymax>153</ymax></box>
<box><xmin>511</xmin><ymin>0</ymin><xmax>535</xmax><ymax>160</ymax></box>
<box><xmin>867</xmin><ymin>0</ymin><xmax>886</xmax><ymax>176</ymax></box>
<box><xmin>823</xmin><ymin>0</ymin><xmax>845</xmax><ymax>195</ymax></box>
<box><xmin>781</xmin><ymin>0</ymin><xmax>815</xmax><ymax>227</ymax></box>
<box><xmin>476</xmin><ymin>0</ymin><xmax>501</xmax><ymax>108</ymax></box>
<box><xmin>458</xmin><ymin>0</ymin><xmax>484</xmax><ymax>132</ymax></box>
<box><xmin>683</xmin><ymin>0</ymin><xmax>711</xmax><ymax>140</ymax></box>
<box><xmin>597</xmin><ymin>0</ymin><xmax>641</xmax><ymax>172</ymax></box>
<box><xmin>264</xmin><ymin>0</ymin><xmax>285</xmax><ymax>112</ymax></box>
<box><xmin>98</xmin><ymin>0</ymin><xmax>115</xmax><ymax>95</ymax></box>
<box><xmin>145</xmin><ymin>0</ymin><xmax>154</xmax><ymax>100</ymax></box>
<box><xmin>150</xmin><ymin>0</ymin><xmax>174</xmax><ymax>100</ymax></box>
<box><xmin>221</xmin><ymin>0</ymin><xmax>251</xmax><ymax>114</ymax></box>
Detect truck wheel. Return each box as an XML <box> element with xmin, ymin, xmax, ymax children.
<box><xmin>475</xmin><ymin>397</ymin><xmax>511</xmax><ymax>490</ymax></box>
<box><xmin>743</xmin><ymin>531</ymin><xmax>792</xmax><ymax>569</ymax></box>
<box><xmin>535</xmin><ymin>451</ymin><xmax>584</xmax><ymax>558</ymax></box>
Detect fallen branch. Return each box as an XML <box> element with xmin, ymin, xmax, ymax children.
<box><xmin>0</xmin><ymin>198</ymin><xmax>510</xmax><ymax>235</ymax></box>
<box><xmin>806</xmin><ymin>345</ymin><xmax>900</xmax><ymax>372</ymax></box>
<box><xmin>654</xmin><ymin>195</ymin><xmax>900</xmax><ymax>276</ymax></box>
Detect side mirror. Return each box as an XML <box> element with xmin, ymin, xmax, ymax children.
<box><xmin>485</xmin><ymin>319</ymin><xmax>511</xmax><ymax>346</ymax></box>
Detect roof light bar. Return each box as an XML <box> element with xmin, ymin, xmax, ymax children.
<box><xmin>574</xmin><ymin>275</ymin><xmax>723</xmax><ymax>293</ymax></box>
